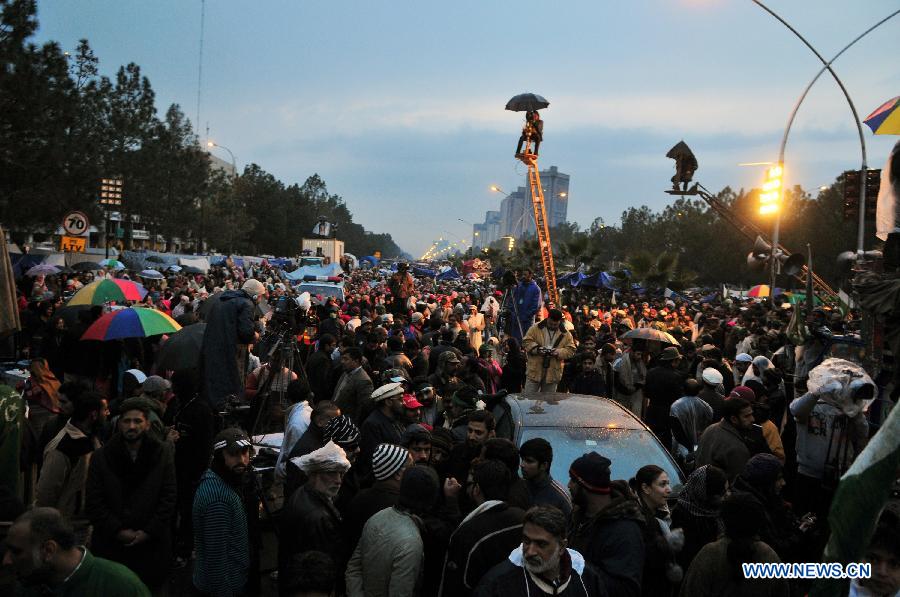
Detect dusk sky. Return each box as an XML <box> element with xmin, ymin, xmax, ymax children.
<box><xmin>35</xmin><ymin>1</ymin><xmax>900</xmax><ymax>258</ymax></box>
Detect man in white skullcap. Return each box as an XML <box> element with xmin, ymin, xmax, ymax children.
<box><xmin>279</xmin><ymin>442</ymin><xmax>351</xmax><ymax>590</ymax></box>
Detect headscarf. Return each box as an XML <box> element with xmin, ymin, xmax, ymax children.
<box><xmin>676</xmin><ymin>465</ymin><xmax>722</xmax><ymax>521</ymax></box>
<box><xmin>741</xmin><ymin>355</ymin><xmax>773</xmax><ymax>385</ymax></box>
<box><xmin>29</xmin><ymin>359</ymin><xmax>61</xmax><ymax>411</ymax></box>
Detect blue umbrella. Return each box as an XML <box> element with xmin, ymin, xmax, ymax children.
<box><xmin>139</xmin><ymin>269</ymin><xmax>165</xmax><ymax>280</ymax></box>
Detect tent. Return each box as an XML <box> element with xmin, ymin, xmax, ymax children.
<box><xmin>283</xmin><ymin>262</ymin><xmax>344</xmax><ymax>281</ymax></box>
<box><xmin>436</xmin><ymin>267</ymin><xmax>461</xmax><ymax>281</ymax></box>
<box><xmin>412</xmin><ymin>266</ymin><xmax>437</xmax><ymax>278</ymax></box>
<box><xmin>558</xmin><ymin>272</ymin><xmax>586</xmax><ymax>287</ymax></box>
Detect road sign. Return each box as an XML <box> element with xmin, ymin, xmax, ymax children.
<box><xmin>60</xmin><ymin>236</ymin><xmax>86</xmax><ymax>252</ymax></box>
<box><xmin>62</xmin><ymin>211</ymin><xmax>90</xmax><ymax>237</ymax></box>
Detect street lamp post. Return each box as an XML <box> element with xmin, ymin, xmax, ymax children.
<box><xmin>751</xmin><ymin>1</ymin><xmax>900</xmax><ymax>276</ymax></box>
<box><xmin>207</xmin><ymin>140</ymin><xmax>238</xmax><ymax>254</ymax></box>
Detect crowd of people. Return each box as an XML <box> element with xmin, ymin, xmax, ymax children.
<box><xmin>2</xmin><ymin>259</ymin><xmax>899</xmax><ymax>597</ymax></box>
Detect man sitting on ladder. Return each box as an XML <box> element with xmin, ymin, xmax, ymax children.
<box><xmin>515</xmin><ymin>110</ymin><xmax>543</xmax><ymax>158</ymax></box>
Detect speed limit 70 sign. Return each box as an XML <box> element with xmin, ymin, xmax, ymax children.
<box><xmin>63</xmin><ymin>211</ymin><xmax>90</xmax><ymax>237</ymax></box>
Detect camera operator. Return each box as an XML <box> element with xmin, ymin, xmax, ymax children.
<box><xmin>522</xmin><ymin>308</ymin><xmax>575</xmax><ymax>393</ymax></box>
<box><xmin>201</xmin><ymin>279</ymin><xmax>267</xmax><ymax>411</ymax></box>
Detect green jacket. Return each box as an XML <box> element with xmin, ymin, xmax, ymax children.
<box><xmin>18</xmin><ymin>548</ymin><xmax>150</xmax><ymax>596</ymax></box>
<box><xmin>345</xmin><ymin>507</ymin><xmax>424</xmax><ymax>597</ymax></box>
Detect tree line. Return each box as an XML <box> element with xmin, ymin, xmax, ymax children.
<box><xmin>482</xmin><ymin>175</ymin><xmax>867</xmax><ymax>291</ymax></box>
<box><xmin>0</xmin><ymin>0</ymin><xmax>402</xmax><ymax>258</ymax></box>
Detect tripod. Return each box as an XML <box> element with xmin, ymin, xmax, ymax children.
<box><xmin>250</xmin><ymin>325</ymin><xmax>309</xmax><ymax>437</ymax></box>
<box><xmin>499</xmin><ymin>285</ymin><xmax>525</xmax><ymax>340</ymax></box>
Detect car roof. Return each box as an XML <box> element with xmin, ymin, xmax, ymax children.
<box><xmin>504</xmin><ymin>393</ymin><xmax>648</xmax><ymax>430</ymax></box>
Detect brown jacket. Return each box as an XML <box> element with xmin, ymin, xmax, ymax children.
<box><xmin>522</xmin><ymin>321</ymin><xmax>576</xmax><ymax>384</ymax></box>
<box><xmin>35</xmin><ymin>422</ymin><xmax>99</xmax><ymax>518</ymax></box>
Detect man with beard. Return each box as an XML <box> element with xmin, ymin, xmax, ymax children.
<box><xmin>192</xmin><ymin>428</ymin><xmax>252</xmax><ymax>596</ymax></box>
<box><xmin>448</xmin><ymin>410</ymin><xmax>496</xmax><ymax>501</ymax></box>
<box><xmin>84</xmin><ymin>398</ymin><xmax>176</xmax><ymax>592</ymax></box>
<box><xmin>473</xmin><ymin>506</ymin><xmax>605</xmax><ymax>596</ymax></box>
<box><xmin>279</xmin><ymin>441</ymin><xmax>352</xmax><ymax>591</ymax></box>
<box><xmin>358</xmin><ymin>382</ymin><xmax>405</xmax><ymax>479</ymax></box>
<box><xmin>3</xmin><ymin>507</ymin><xmax>150</xmax><ymax>596</ymax></box>
<box><xmin>567</xmin><ymin>452</ymin><xmax>644</xmax><ymax>597</ymax></box>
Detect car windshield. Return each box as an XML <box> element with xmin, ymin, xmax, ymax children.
<box><xmin>520</xmin><ymin>427</ymin><xmax>684</xmax><ymax>491</ymax></box>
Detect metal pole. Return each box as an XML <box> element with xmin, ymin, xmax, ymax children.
<box><xmin>753</xmin><ymin>2</ymin><xmax>898</xmax><ymax>257</ymax></box>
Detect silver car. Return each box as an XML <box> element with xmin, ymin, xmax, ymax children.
<box><xmin>491</xmin><ymin>392</ymin><xmax>685</xmax><ymax>490</ymax></box>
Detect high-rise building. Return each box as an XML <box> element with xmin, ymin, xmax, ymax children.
<box><xmin>526</xmin><ymin>165</ymin><xmax>569</xmax><ymax>233</ymax></box>
<box><xmin>483</xmin><ymin>211</ymin><xmax>501</xmax><ymax>246</ymax></box>
<box><xmin>472</xmin><ymin>222</ymin><xmax>487</xmax><ymax>249</ymax></box>
<box><xmin>500</xmin><ymin>187</ymin><xmax>528</xmax><ymax>238</ymax></box>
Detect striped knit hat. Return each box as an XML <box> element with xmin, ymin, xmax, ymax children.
<box><xmin>372</xmin><ymin>444</ymin><xmax>409</xmax><ymax>481</ymax></box>
<box><xmin>324</xmin><ymin>415</ymin><xmax>359</xmax><ymax>447</ymax></box>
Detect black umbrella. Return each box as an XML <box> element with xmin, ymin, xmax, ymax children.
<box><xmin>146</xmin><ymin>255</ymin><xmax>167</xmax><ymax>263</ymax></box>
<box><xmin>55</xmin><ymin>304</ymin><xmax>92</xmax><ymax>327</ymax></box>
<box><xmin>182</xmin><ymin>265</ymin><xmax>205</xmax><ymax>275</ymax></box>
<box><xmin>197</xmin><ymin>291</ymin><xmax>223</xmax><ymax>319</ymax></box>
<box><xmin>156</xmin><ymin>322</ymin><xmax>206</xmax><ymax>371</ymax></box>
<box><xmin>71</xmin><ymin>261</ymin><xmax>103</xmax><ymax>272</ymax></box>
<box><xmin>505</xmin><ymin>92</ymin><xmax>550</xmax><ymax>112</ymax></box>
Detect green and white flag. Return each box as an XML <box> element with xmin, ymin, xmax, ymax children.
<box><xmin>811</xmin><ymin>403</ymin><xmax>900</xmax><ymax>596</ymax></box>
<box><xmin>0</xmin><ymin>384</ymin><xmax>24</xmax><ymax>499</ymax></box>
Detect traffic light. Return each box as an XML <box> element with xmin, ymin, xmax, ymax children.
<box><xmin>99</xmin><ymin>178</ymin><xmax>124</xmax><ymax>207</ymax></box>
<box><xmin>866</xmin><ymin>169</ymin><xmax>881</xmax><ymax>218</ymax></box>
<box><xmin>842</xmin><ymin>169</ymin><xmax>882</xmax><ymax>220</ymax></box>
<box><xmin>759</xmin><ymin>165</ymin><xmax>782</xmax><ymax>215</ymax></box>
<box><xmin>843</xmin><ymin>169</ymin><xmax>860</xmax><ymax>220</ymax></box>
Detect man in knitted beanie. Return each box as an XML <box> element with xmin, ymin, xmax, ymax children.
<box><xmin>567</xmin><ymin>452</ymin><xmax>645</xmax><ymax>597</ymax></box>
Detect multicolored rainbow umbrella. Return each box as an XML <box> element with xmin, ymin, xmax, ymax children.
<box><xmin>81</xmin><ymin>307</ymin><xmax>181</xmax><ymax>341</ymax></box>
<box><xmin>747</xmin><ymin>285</ymin><xmax>785</xmax><ymax>298</ymax></box>
<box><xmin>864</xmin><ymin>96</ymin><xmax>900</xmax><ymax>135</ymax></box>
<box><xmin>68</xmin><ymin>278</ymin><xmax>148</xmax><ymax>306</ymax></box>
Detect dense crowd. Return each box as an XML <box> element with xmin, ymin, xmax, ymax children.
<box><xmin>2</xmin><ymin>260</ymin><xmax>899</xmax><ymax>597</ymax></box>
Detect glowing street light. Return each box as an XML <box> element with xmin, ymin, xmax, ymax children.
<box><xmin>759</xmin><ymin>164</ymin><xmax>783</xmax><ymax>216</ymax></box>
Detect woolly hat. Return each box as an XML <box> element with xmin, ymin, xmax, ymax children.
<box><xmin>142</xmin><ymin>375</ymin><xmax>171</xmax><ymax>395</ymax></box>
<box><xmin>323</xmin><ymin>415</ymin><xmax>359</xmax><ymax>447</ymax></box>
<box><xmin>397</xmin><ymin>465</ymin><xmax>440</xmax><ymax>512</ymax></box>
<box><xmin>742</xmin><ymin>453</ymin><xmax>783</xmax><ymax>487</ymax></box>
<box><xmin>569</xmin><ymin>452</ymin><xmax>612</xmax><ymax>494</ymax></box>
<box><xmin>291</xmin><ymin>441</ymin><xmax>351</xmax><ymax>474</ymax></box>
<box><xmin>429</xmin><ymin>427</ymin><xmax>454</xmax><ymax>454</ymax></box>
<box><xmin>735</xmin><ymin>353</ymin><xmax>753</xmax><ymax>363</ymax></box>
<box><xmin>372</xmin><ymin>443</ymin><xmax>409</xmax><ymax>481</ymax></box>
<box><xmin>241</xmin><ymin>279</ymin><xmax>266</xmax><ymax>298</ymax></box>
<box><xmin>701</xmin><ymin>368</ymin><xmax>724</xmax><ymax>386</ymax></box>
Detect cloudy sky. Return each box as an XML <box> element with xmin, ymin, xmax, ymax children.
<box><xmin>35</xmin><ymin>0</ymin><xmax>900</xmax><ymax>257</ymax></box>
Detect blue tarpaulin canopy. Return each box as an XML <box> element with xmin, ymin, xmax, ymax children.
<box><xmin>412</xmin><ymin>267</ymin><xmax>437</xmax><ymax>278</ymax></box>
<box><xmin>557</xmin><ymin>272</ymin><xmax>586</xmax><ymax>286</ymax></box>
<box><xmin>283</xmin><ymin>262</ymin><xmax>344</xmax><ymax>281</ymax></box>
<box><xmin>436</xmin><ymin>267</ymin><xmax>461</xmax><ymax>281</ymax></box>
